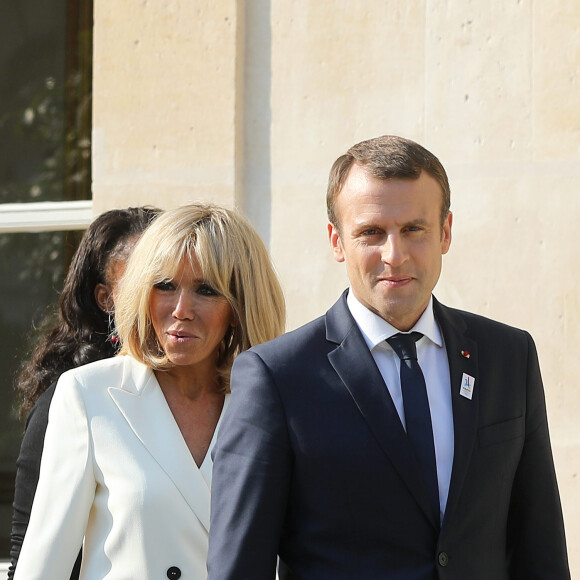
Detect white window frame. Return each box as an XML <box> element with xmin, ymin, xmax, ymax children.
<box><xmin>0</xmin><ymin>200</ymin><xmax>93</xmax><ymax>233</ymax></box>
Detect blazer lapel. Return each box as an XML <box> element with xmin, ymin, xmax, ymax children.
<box><xmin>326</xmin><ymin>292</ymin><xmax>440</xmax><ymax>529</ymax></box>
<box><xmin>433</xmin><ymin>299</ymin><xmax>480</xmax><ymax>532</ymax></box>
<box><xmin>107</xmin><ymin>356</ymin><xmax>212</xmax><ymax>532</ymax></box>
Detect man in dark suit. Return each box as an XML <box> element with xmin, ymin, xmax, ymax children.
<box><xmin>208</xmin><ymin>135</ymin><xmax>570</xmax><ymax>579</ymax></box>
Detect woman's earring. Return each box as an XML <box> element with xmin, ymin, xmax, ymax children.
<box><xmin>107</xmin><ymin>312</ymin><xmax>120</xmax><ymax>347</ymax></box>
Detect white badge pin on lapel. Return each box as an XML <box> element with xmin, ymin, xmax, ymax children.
<box><xmin>460</xmin><ymin>372</ymin><xmax>475</xmax><ymax>400</ymax></box>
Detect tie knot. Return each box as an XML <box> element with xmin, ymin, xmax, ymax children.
<box><xmin>387</xmin><ymin>332</ymin><xmax>423</xmax><ymax>361</ymax></box>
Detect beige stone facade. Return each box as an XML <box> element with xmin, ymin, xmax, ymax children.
<box><xmin>93</xmin><ymin>0</ymin><xmax>580</xmax><ymax>572</ymax></box>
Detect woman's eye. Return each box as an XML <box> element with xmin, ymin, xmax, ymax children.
<box><xmin>197</xmin><ymin>283</ymin><xmax>218</xmax><ymax>297</ymax></box>
<box><xmin>154</xmin><ymin>281</ymin><xmax>175</xmax><ymax>291</ymax></box>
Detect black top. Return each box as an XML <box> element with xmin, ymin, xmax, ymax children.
<box><xmin>9</xmin><ymin>382</ymin><xmax>82</xmax><ymax>579</ymax></box>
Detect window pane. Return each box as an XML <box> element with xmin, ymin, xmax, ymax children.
<box><xmin>0</xmin><ymin>229</ymin><xmax>83</xmax><ymax>556</ymax></box>
<box><xmin>0</xmin><ymin>0</ymin><xmax>93</xmax><ymax>204</ymax></box>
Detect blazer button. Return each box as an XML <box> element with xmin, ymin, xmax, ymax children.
<box><xmin>438</xmin><ymin>552</ymin><xmax>449</xmax><ymax>567</ymax></box>
<box><xmin>167</xmin><ymin>566</ymin><xmax>181</xmax><ymax>579</ymax></box>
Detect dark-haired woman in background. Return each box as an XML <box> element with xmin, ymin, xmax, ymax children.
<box><xmin>9</xmin><ymin>206</ymin><xmax>160</xmax><ymax>580</ymax></box>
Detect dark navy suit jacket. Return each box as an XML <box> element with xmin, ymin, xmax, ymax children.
<box><xmin>208</xmin><ymin>292</ymin><xmax>570</xmax><ymax>579</ymax></box>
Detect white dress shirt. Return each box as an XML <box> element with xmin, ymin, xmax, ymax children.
<box><xmin>347</xmin><ymin>290</ymin><xmax>454</xmax><ymax>519</ymax></box>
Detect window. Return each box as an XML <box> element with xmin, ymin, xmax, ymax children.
<box><xmin>0</xmin><ymin>0</ymin><xmax>93</xmax><ymax>562</ymax></box>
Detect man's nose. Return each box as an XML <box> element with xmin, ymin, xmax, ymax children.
<box><xmin>381</xmin><ymin>235</ymin><xmax>408</xmax><ymax>267</ymax></box>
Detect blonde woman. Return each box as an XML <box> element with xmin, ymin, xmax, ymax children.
<box><xmin>14</xmin><ymin>202</ymin><xmax>285</xmax><ymax>580</ymax></box>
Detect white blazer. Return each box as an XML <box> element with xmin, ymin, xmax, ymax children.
<box><xmin>14</xmin><ymin>355</ymin><xmax>230</xmax><ymax>580</ymax></box>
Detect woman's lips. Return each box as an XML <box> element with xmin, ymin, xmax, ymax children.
<box><xmin>167</xmin><ymin>330</ymin><xmax>195</xmax><ymax>342</ymax></box>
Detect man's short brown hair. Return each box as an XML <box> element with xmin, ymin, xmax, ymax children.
<box><xmin>327</xmin><ymin>135</ymin><xmax>451</xmax><ymax>230</ymax></box>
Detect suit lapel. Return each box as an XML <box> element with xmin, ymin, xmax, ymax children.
<box><xmin>326</xmin><ymin>293</ymin><xmax>440</xmax><ymax>529</ymax></box>
<box><xmin>107</xmin><ymin>356</ymin><xmax>212</xmax><ymax>532</ymax></box>
<box><xmin>433</xmin><ymin>299</ymin><xmax>480</xmax><ymax>532</ymax></box>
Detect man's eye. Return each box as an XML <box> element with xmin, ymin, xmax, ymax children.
<box><xmin>362</xmin><ymin>229</ymin><xmax>379</xmax><ymax>236</ymax></box>
<box><xmin>154</xmin><ymin>281</ymin><xmax>175</xmax><ymax>291</ymax></box>
<box><xmin>198</xmin><ymin>284</ymin><xmax>219</xmax><ymax>297</ymax></box>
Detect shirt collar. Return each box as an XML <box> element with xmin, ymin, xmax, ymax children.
<box><xmin>346</xmin><ymin>289</ymin><xmax>443</xmax><ymax>350</ymax></box>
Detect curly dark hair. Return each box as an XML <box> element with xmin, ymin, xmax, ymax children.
<box><xmin>15</xmin><ymin>206</ymin><xmax>161</xmax><ymax>420</ymax></box>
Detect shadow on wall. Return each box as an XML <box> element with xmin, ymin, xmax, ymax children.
<box><xmin>240</xmin><ymin>0</ymin><xmax>272</xmax><ymax>247</ymax></box>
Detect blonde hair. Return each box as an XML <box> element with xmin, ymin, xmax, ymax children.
<box><xmin>115</xmin><ymin>202</ymin><xmax>286</xmax><ymax>391</ymax></box>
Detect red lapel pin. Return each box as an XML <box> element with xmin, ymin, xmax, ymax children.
<box><xmin>460</xmin><ymin>350</ymin><xmax>471</xmax><ymax>359</ymax></box>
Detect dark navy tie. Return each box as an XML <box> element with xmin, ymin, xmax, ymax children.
<box><xmin>387</xmin><ymin>332</ymin><xmax>439</xmax><ymax>520</ymax></box>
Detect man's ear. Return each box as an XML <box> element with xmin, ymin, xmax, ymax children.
<box><xmin>440</xmin><ymin>211</ymin><xmax>453</xmax><ymax>255</ymax></box>
<box><xmin>328</xmin><ymin>223</ymin><xmax>345</xmax><ymax>263</ymax></box>
<box><xmin>94</xmin><ymin>283</ymin><xmax>114</xmax><ymax>314</ymax></box>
